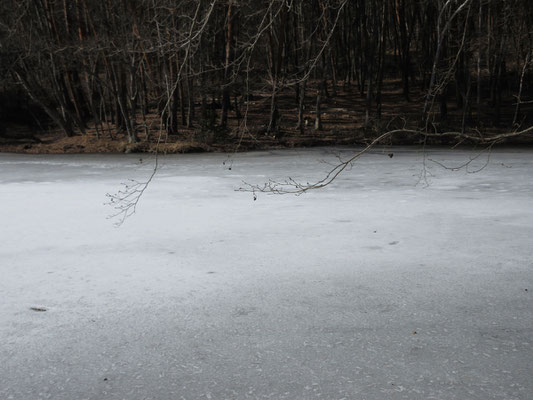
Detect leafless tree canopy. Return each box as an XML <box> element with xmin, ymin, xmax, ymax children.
<box><xmin>0</xmin><ymin>0</ymin><xmax>532</xmax><ymax>144</ymax></box>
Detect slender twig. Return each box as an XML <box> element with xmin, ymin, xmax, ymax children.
<box><xmin>238</xmin><ymin>125</ymin><xmax>533</xmax><ymax>195</ymax></box>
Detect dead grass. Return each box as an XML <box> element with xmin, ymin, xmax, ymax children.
<box><xmin>1</xmin><ymin>79</ymin><xmax>532</xmax><ymax>154</ymax></box>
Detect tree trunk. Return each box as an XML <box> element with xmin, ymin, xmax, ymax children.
<box><xmin>221</xmin><ymin>0</ymin><xmax>234</xmax><ymax>129</ymax></box>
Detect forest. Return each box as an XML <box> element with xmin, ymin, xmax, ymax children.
<box><xmin>0</xmin><ymin>0</ymin><xmax>532</xmax><ymax>152</ymax></box>
<box><xmin>2</xmin><ymin>3</ymin><xmax>533</xmax><ymax>397</ymax></box>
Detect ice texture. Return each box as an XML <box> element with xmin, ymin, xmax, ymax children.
<box><xmin>0</xmin><ymin>148</ymin><xmax>532</xmax><ymax>399</ymax></box>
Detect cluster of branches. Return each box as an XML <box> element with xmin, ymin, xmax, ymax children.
<box><xmin>0</xmin><ymin>0</ymin><xmax>532</xmax><ymax>144</ymax></box>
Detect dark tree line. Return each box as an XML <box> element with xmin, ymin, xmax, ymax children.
<box><xmin>0</xmin><ymin>0</ymin><xmax>531</xmax><ymax>144</ymax></box>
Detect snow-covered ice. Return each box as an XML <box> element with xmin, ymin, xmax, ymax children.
<box><xmin>0</xmin><ymin>147</ymin><xmax>532</xmax><ymax>400</ymax></box>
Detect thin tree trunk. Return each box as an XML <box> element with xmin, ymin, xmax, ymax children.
<box><xmin>513</xmin><ymin>51</ymin><xmax>530</xmax><ymax>126</ymax></box>
<box><xmin>315</xmin><ymin>87</ymin><xmax>323</xmax><ymax>131</ymax></box>
<box><xmin>221</xmin><ymin>0</ymin><xmax>234</xmax><ymax>129</ymax></box>
<box><xmin>476</xmin><ymin>0</ymin><xmax>483</xmax><ymax>121</ymax></box>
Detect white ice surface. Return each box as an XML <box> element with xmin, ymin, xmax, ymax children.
<box><xmin>0</xmin><ymin>148</ymin><xmax>532</xmax><ymax>400</ymax></box>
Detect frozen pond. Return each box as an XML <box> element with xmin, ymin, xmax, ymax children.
<box><xmin>1</xmin><ymin>147</ymin><xmax>532</xmax><ymax>400</ymax></box>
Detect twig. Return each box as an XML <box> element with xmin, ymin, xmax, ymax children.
<box><xmin>237</xmin><ymin>125</ymin><xmax>532</xmax><ymax>195</ymax></box>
